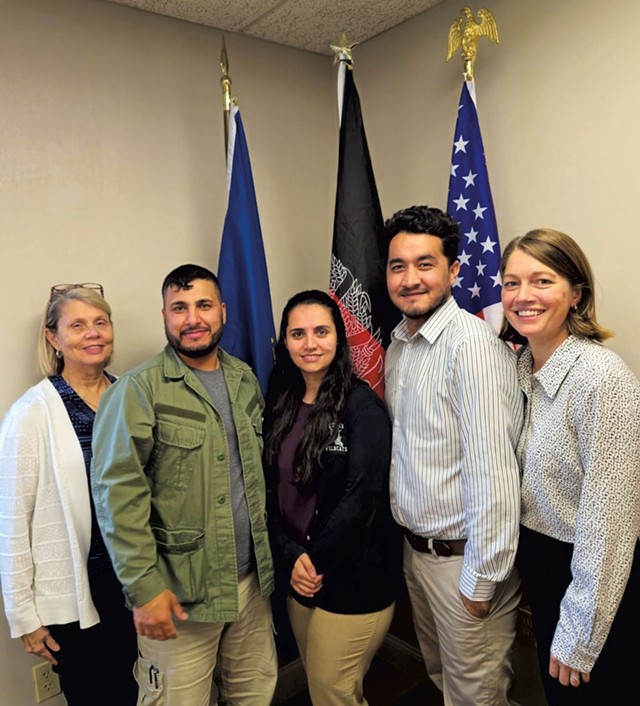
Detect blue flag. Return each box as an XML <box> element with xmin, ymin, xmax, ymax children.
<box><xmin>446</xmin><ymin>80</ymin><xmax>503</xmax><ymax>333</ymax></box>
<box><xmin>218</xmin><ymin>105</ymin><xmax>275</xmax><ymax>394</ymax></box>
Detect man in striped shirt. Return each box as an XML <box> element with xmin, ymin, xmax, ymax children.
<box><xmin>384</xmin><ymin>205</ymin><xmax>523</xmax><ymax>706</ymax></box>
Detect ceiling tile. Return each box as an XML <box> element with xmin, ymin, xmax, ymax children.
<box><xmin>106</xmin><ymin>0</ymin><xmax>285</xmax><ymax>33</ymax></box>
<box><xmin>246</xmin><ymin>0</ymin><xmax>443</xmax><ymax>55</ymax></box>
<box><xmin>103</xmin><ymin>0</ymin><xmax>444</xmax><ymax>54</ymax></box>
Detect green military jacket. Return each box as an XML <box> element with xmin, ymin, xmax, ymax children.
<box><xmin>91</xmin><ymin>346</ymin><xmax>274</xmax><ymax>623</ymax></box>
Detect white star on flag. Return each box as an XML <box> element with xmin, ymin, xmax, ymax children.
<box><xmin>481</xmin><ymin>236</ymin><xmax>497</xmax><ymax>253</ymax></box>
<box><xmin>458</xmin><ymin>250</ymin><xmax>472</xmax><ymax>266</ymax></box>
<box><xmin>468</xmin><ymin>282</ymin><xmax>481</xmax><ymax>298</ymax></box>
<box><xmin>453</xmin><ymin>135</ymin><xmax>469</xmax><ymax>153</ymax></box>
<box><xmin>462</xmin><ymin>170</ymin><xmax>477</xmax><ymax>188</ymax></box>
<box><xmin>453</xmin><ymin>194</ymin><xmax>469</xmax><ymax>211</ymax></box>
<box><xmin>473</xmin><ymin>203</ymin><xmax>487</xmax><ymax>220</ymax></box>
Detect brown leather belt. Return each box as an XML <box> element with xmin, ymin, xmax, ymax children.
<box><xmin>403</xmin><ymin>529</ymin><xmax>467</xmax><ymax>557</ymax></box>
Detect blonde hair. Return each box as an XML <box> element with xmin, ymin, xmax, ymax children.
<box><xmin>38</xmin><ymin>288</ymin><xmax>113</xmax><ymax>376</ymax></box>
<box><xmin>499</xmin><ymin>228</ymin><xmax>613</xmax><ymax>344</ymax></box>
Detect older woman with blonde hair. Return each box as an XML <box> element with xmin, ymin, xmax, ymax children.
<box><xmin>500</xmin><ymin>230</ymin><xmax>640</xmax><ymax>705</ymax></box>
<box><xmin>0</xmin><ymin>284</ymin><xmax>137</xmax><ymax>705</ymax></box>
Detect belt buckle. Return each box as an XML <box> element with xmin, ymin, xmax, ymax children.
<box><xmin>429</xmin><ymin>539</ymin><xmax>453</xmax><ymax>557</ymax></box>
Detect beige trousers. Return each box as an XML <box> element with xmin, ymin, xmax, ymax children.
<box><xmin>287</xmin><ymin>597</ymin><xmax>395</xmax><ymax>706</ymax></box>
<box><xmin>135</xmin><ymin>573</ymin><xmax>277</xmax><ymax>706</ymax></box>
<box><xmin>403</xmin><ymin>539</ymin><xmax>521</xmax><ymax>706</ymax></box>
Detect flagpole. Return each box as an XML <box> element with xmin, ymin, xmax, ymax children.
<box><xmin>330</xmin><ymin>32</ymin><xmax>358</xmax><ymax>126</ymax></box>
<box><xmin>216</xmin><ymin>60</ymin><xmax>276</xmax><ymax>393</ymax></box>
<box><xmin>445</xmin><ymin>8</ymin><xmax>504</xmax><ymax>333</ymax></box>
<box><xmin>220</xmin><ymin>34</ymin><xmax>233</xmax><ymax>163</ymax></box>
<box><xmin>328</xmin><ymin>32</ymin><xmax>399</xmax><ymax>397</ymax></box>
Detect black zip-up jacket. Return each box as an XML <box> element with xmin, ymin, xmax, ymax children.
<box><xmin>265</xmin><ymin>381</ymin><xmax>402</xmax><ymax>614</ymax></box>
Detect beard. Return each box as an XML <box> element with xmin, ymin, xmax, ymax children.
<box><xmin>399</xmin><ymin>287</ymin><xmax>451</xmax><ymax>321</ymax></box>
<box><xmin>165</xmin><ymin>323</ymin><xmax>224</xmax><ymax>360</ymax></box>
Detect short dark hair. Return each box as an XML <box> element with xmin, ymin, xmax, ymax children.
<box><xmin>384</xmin><ymin>205</ymin><xmax>460</xmax><ymax>266</ymax></box>
<box><xmin>161</xmin><ymin>264</ymin><xmax>221</xmax><ymax>301</ymax></box>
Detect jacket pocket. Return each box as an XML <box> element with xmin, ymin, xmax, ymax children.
<box><xmin>147</xmin><ymin>418</ymin><xmax>206</xmax><ymax>490</ymax></box>
<box><xmin>153</xmin><ymin>526</ymin><xmax>207</xmax><ymax>605</ymax></box>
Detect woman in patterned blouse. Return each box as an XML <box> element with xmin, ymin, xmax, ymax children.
<box><xmin>0</xmin><ymin>285</ymin><xmax>137</xmax><ymax>705</ymax></box>
<box><xmin>499</xmin><ymin>229</ymin><xmax>640</xmax><ymax>705</ymax></box>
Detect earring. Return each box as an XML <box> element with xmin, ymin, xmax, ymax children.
<box><xmin>55</xmin><ymin>350</ymin><xmax>62</xmax><ymax>359</ymax></box>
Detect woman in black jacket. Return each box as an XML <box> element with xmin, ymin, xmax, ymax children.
<box><xmin>264</xmin><ymin>290</ymin><xmax>402</xmax><ymax>706</ymax></box>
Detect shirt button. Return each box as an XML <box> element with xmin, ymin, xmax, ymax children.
<box><xmin>306</xmin><ymin>535</ymin><xmax>311</xmax><ymax>541</ymax></box>
<box><xmin>217</xmin><ymin>453</ymin><xmax>225</xmax><ymax>461</ymax></box>
<box><xmin>217</xmin><ymin>496</ymin><xmax>226</xmax><ymax>505</ymax></box>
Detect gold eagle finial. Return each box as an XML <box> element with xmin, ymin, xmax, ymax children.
<box><xmin>446</xmin><ymin>7</ymin><xmax>499</xmax><ymax>81</ymax></box>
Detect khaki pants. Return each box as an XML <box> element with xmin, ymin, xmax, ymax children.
<box><xmin>404</xmin><ymin>539</ymin><xmax>521</xmax><ymax>706</ymax></box>
<box><xmin>135</xmin><ymin>573</ymin><xmax>277</xmax><ymax>706</ymax></box>
<box><xmin>288</xmin><ymin>597</ymin><xmax>395</xmax><ymax>706</ymax></box>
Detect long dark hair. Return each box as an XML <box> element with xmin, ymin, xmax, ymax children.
<box><xmin>264</xmin><ymin>290</ymin><xmax>353</xmax><ymax>486</ymax></box>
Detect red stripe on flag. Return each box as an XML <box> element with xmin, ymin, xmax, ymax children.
<box><xmin>330</xmin><ymin>291</ymin><xmax>386</xmax><ymax>398</ymax></box>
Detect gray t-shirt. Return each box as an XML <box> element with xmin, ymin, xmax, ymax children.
<box><xmin>191</xmin><ymin>367</ymin><xmax>253</xmax><ymax>578</ymax></box>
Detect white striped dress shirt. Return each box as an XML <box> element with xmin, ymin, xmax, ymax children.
<box><xmin>385</xmin><ymin>296</ymin><xmax>523</xmax><ymax>600</ymax></box>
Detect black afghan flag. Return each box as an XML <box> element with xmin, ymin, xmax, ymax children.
<box><xmin>329</xmin><ymin>64</ymin><xmax>400</xmax><ymax>398</ymax></box>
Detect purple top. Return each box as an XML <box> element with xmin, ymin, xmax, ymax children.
<box><xmin>277</xmin><ymin>403</ymin><xmax>317</xmax><ymax>546</ymax></box>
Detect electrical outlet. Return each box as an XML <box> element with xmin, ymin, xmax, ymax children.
<box><xmin>32</xmin><ymin>661</ymin><xmax>61</xmax><ymax>703</ymax></box>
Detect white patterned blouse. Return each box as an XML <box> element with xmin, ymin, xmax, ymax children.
<box><xmin>517</xmin><ymin>335</ymin><xmax>640</xmax><ymax>672</ymax></box>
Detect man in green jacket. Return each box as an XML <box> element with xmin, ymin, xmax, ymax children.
<box><xmin>91</xmin><ymin>264</ymin><xmax>276</xmax><ymax>706</ymax></box>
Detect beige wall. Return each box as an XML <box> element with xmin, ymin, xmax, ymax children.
<box><xmin>1</xmin><ymin>0</ymin><xmax>638</xmax><ymax>702</ymax></box>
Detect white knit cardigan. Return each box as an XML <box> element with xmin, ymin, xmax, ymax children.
<box><xmin>0</xmin><ymin>378</ymin><xmax>99</xmax><ymax>638</ymax></box>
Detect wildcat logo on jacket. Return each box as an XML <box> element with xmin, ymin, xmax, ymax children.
<box><xmin>325</xmin><ymin>422</ymin><xmax>347</xmax><ymax>453</ymax></box>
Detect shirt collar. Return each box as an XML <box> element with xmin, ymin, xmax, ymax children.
<box><xmin>517</xmin><ymin>335</ymin><xmax>589</xmax><ymax>399</ymax></box>
<box><xmin>391</xmin><ymin>296</ymin><xmax>459</xmax><ymax>344</ymax></box>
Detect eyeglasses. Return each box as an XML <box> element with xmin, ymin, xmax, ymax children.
<box><xmin>49</xmin><ymin>283</ymin><xmax>104</xmax><ymax>302</ymax></box>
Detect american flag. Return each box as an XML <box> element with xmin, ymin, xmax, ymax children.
<box><xmin>446</xmin><ymin>80</ymin><xmax>503</xmax><ymax>333</ymax></box>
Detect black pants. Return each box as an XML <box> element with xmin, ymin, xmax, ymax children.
<box><xmin>47</xmin><ymin>567</ymin><xmax>138</xmax><ymax>706</ymax></box>
<box><xmin>518</xmin><ymin>525</ymin><xmax>640</xmax><ymax>705</ymax></box>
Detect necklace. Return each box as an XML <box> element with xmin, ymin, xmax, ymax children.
<box><xmin>62</xmin><ymin>373</ymin><xmax>111</xmax><ymax>412</ymax></box>
<box><xmin>78</xmin><ymin>394</ymin><xmax>99</xmax><ymax>412</ymax></box>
